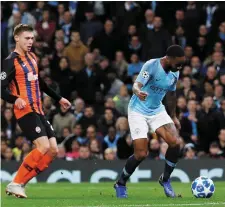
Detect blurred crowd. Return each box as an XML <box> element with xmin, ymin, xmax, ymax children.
<box><xmin>1</xmin><ymin>1</ymin><xmax>225</xmax><ymax>162</ymax></box>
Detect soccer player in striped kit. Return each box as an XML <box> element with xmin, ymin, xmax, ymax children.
<box><xmin>1</xmin><ymin>24</ymin><xmax>71</xmax><ymax>198</ymax></box>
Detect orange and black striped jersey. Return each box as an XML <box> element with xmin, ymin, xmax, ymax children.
<box><xmin>1</xmin><ymin>52</ymin><xmax>62</xmax><ymax>119</ymax></box>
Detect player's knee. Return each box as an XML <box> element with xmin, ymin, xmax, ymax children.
<box><xmin>37</xmin><ymin>143</ymin><xmax>50</xmax><ymax>154</ymax></box>
<box><xmin>34</xmin><ymin>136</ymin><xmax>50</xmax><ymax>154</ymax></box>
<box><xmin>50</xmin><ymin>146</ymin><xmax>58</xmax><ymax>158</ymax></box>
<box><xmin>135</xmin><ymin>150</ymin><xmax>148</xmax><ymax>161</ymax></box>
<box><xmin>168</xmin><ymin>137</ymin><xmax>180</xmax><ymax>148</ymax></box>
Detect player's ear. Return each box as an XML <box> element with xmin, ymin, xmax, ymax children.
<box><xmin>167</xmin><ymin>56</ymin><xmax>173</xmax><ymax>63</ymax></box>
<box><xmin>14</xmin><ymin>35</ymin><xmax>19</xmax><ymax>43</ymax></box>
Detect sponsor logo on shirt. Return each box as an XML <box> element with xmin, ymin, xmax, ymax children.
<box><xmin>28</xmin><ymin>72</ymin><xmax>38</xmax><ymax>81</ymax></box>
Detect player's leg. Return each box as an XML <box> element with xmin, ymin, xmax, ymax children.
<box><xmin>156</xmin><ymin>123</ymin><xmax>180</xmax><ymax>179</ymax></box>
<box><xmin>152</xmin><ymin>111</ymin><xmax>180</xmax><ymax>197</ymax></box>
<box><xmin>6</xmin><ymin>135</ymin><xmax>50</xmax><ymax>198</ymax></box>
<box><xmin>115</xmin><ymin>139</ymin><xmax>149</xmax><ymax>198</ymax></box>
<box><xmin>13</xmin><ymin>114</ymin><xmax>50</xmax><ymax>184</ymax></box>
<box><xmin>23</xmin><ymin>116</ymin><xmax>58</xmax><ymax>184</ymax></box>
<box><xmin>35</xmin><ymin>137</ymin><xmax>58</xmax><ymax>173</ymax></box>
<box><xmin>117</xmin><ymin>139</ymin><xmax>148</xmax><ymax>186</ymax></box>
<box><xmin>6</xmin><ymin>113</ymin><xmax>50</xmax><ymax>198</ymax></box>
<box><xmin>114</xmin><ymin>110</ymin><xmax>149</xmax><ymax>198</ymax></box>
<box><xmin>156</xmin><ymin>123</ymin><xmax>180</xmax><ymax>198</ymax></box>
<box><xmin>23</xmin><ymin>137</ymin><xmax>58</xmax><ymax>184</ymax></box>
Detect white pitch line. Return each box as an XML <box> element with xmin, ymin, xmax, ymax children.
<box><xmin>68</xmin><ymin>202</ymin><xmax>225</xmax><ymax>207</ymax></box>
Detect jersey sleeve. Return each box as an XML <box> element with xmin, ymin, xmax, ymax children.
<box><xmin>135</xmin><ymin>60</ymin><xmax>155</xmax><ymax>86</ymax></box>
<box><xmin>169</xmin><ymin>71</ymin><xmax>179</xmax><ymax>91</ymax></box>
<box><xmin>1</xmin><ymin>59</ymin><xmax>18</xmax><ymax>103</ymax></box>
<box><xmin>39</xmin><ymin>77</ymin><xmax>62</xmax><ymax>101</ymax></box>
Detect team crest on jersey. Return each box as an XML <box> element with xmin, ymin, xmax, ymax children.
<box><xmin>0</xmin><ymin>72</ymin><xmax>7</xmax><ymax>80</ymax></box>
<box><xmin>134</xmin><ymin>128</ymin><xmax>141</xmax><ymax>135</ymax></box>
<box><xmin>35</xmin><ymin>126</ymin><xmax>41</xmax><ymax>133</ymax></box>
<box><xmin>28</xmin><ymin>72</ymin><xmax>38</xmax><ymax>81</ymax></box>
<box><xmin>142</xmin><ymin>71</ymin><xmax>149</xmax><ymax>79</ymax></box>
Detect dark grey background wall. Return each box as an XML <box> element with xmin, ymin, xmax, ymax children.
<box><xmin>1</xmin><ymin>160</ymin><xmax>225</xmax><ymax>183</ymax></box>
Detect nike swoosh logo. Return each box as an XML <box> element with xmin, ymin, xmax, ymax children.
<box><xmin>156</xmin><ymin>79</ymin><xmax>161</xmax><ymax>81</ymax></box>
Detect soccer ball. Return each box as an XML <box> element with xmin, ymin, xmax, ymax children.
<box><xmin>191</xmin><ymin>176</ymin><xmax>215</xmax><ymax>198</ymax></box>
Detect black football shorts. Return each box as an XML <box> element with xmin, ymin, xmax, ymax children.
<box><xmin>17</xmin><ymin>112</ymin><xmax>56</xmax><ymax>141</ymax></box>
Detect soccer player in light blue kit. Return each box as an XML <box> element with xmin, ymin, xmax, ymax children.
<box><xmin>114</xmin><ymin>45</ymin><xmax>186</xmax><ymax>198</ymax></box>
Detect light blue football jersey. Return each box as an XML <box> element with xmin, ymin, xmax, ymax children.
<box><xmin>128</xmin><ymin>58</ymin><xmax>179</xmax><ymax>116</ymax></box>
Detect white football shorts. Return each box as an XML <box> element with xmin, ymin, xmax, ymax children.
<box><xmin>128</xmin><ymin>109</ymin><xmax>174</xmax><ymax>140</ymax></box>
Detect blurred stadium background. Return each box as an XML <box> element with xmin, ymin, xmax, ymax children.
<box><xmin>1</xmin><ymin>1</ymin><xmax>225</xmax><ymax>184</ymax></box>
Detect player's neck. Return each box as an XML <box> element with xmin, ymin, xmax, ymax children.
<box><xmin>14</xmin><ymin>46</ymin><xmax>27</xmax><ymax>56</ymax></box>
<box><xmin>160</xmin><ymin>57</ymin><xmax>170</xmax><ymax>73</ymax></box>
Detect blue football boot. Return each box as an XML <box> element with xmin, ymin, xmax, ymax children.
<box><xmin>114</xmin><ymin>183</ymin><xmax>128</xmax><ymax>198</ymax></box>
<box><xmin>159</xmin><ymin>174</ymin><xmax>176</xmax><ymax>198</ymax></box>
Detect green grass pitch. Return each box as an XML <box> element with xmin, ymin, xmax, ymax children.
<box><xmin>1</xmin><ymin>182</ymin><xmax>225</xmax><ymax>207</ymax></box>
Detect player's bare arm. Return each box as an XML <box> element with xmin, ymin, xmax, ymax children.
<box><xmin>165</xmin><ymin>91</ymin><xmax>181</xmax><ymax>130</ymax></box>
<box><xmin>132</xmin><ymin>82</ymin><xmax>148</xmax><ymax>101</ymax></box>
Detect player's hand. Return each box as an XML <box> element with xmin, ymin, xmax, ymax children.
<box><xmin>173</xmin><ymin>117</ymin><xmax>181</xmax><ymax>130</ymax></box>
<box><xmin>15</xmin><ymin>98</ymin><xmax>26</xmax><ymax>110</ymax></box>
<box><xmin>59</xmin><ymin>98</ymin><xmax>71</xmax><ymax>110</ymax></box>
<box><xmin>137</xmin><ymin>91</ymin><xmax>148</xmax><ymax>101</ymax></box>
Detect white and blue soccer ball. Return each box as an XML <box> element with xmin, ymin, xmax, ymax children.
<box><xmin>191</xmin><ymin>176</ymin><xmax>215</xmax><ymax>198</ymax></box>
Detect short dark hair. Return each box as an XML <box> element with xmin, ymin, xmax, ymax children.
<box><xmin>182</xmin><ymin>75</ymin><xmax>192</xmax><ymax>80</ymax></box>
<box><xmin>60</xmin><ymin>56</ymin><xmax>70</xmax><ymax>66</ymax></box>
<box><xmin>79</xmin><ymin>144</ymin><xmax>89</xmax><ymax>149</ymax></box>
<box><xmin>215</xmin><ymin>84</ymin><xmax>223</xmax><ymax>89</ymax></box>
<box><xmin>85</xmin><ymin>105</ymin><xmax>94</xmax><ymax>111</ymax></box>
<box><xmin>71</xmin><ymin>30</ymin><xmax>80</xmax><ymax>34</ymax></box>
<box><xmin>166</xmin><ymin>45</ymin><xmax>184</xmax><ymax>58</ymax></box>
<box><xmin>73</xmin><ymin>123</ymin><xmax>82</xmax><ymax>128</ymax></box>
<box><xmin>210</xmin><ymin>141</ymin><xmax>219</xmax><ymax>148</ymax></box>
<box><xmin>13</xmin><ymin>24</ymin><xmax>34</xmax><ymax>36</ymax></box>
<box><xmin>203</xmin><ymin>94</ymin><xmax>213</xmax><ymax>99</ymax></box>
<box><xmin>87</xmin><ymin>125</ymin><xmax>96</xmax><ymax>131</ymax></box>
